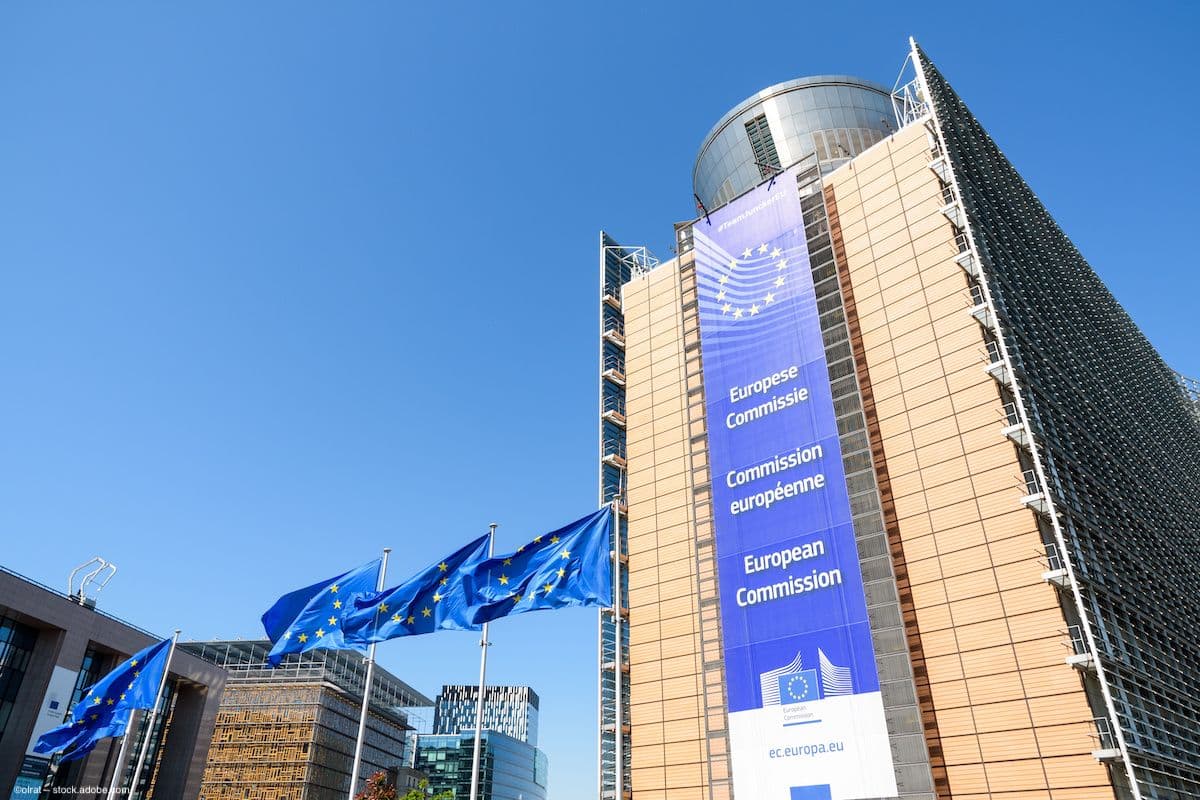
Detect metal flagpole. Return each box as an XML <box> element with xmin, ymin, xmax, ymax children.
<box><xmin>103</xmin><ymin>727</ymin><xmax>134</xmax><ymax>800</ymax></box>
<box><xmin>126</xmin><ymin>629</ymin><xmax>181</xmax><ymax>799</ymax></box>
<box><xmin>348</xmin><ymin>548</ymin><xmax>391</xmax><ymax>800</ymax></box>
<box><xmin>611</xmin><ymin>499</ymin><xmax>623</xmax><ymax>800</ymax></box>
<box><xmin>468</xmin><ymin>523</ymin><xmax>497</xmax><ymax>800</ymax></box>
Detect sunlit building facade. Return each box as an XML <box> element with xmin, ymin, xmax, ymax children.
<box><xmin>182</xmin><ymin>640</ymin><xmax>431</xmax><ymax>800</ymax></box>
<box><xmin>599</xmin><ymin>39</ymin><xmax>1200</xmax><ymax>800</ymax></box>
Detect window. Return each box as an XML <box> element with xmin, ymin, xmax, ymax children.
<box><xmin>744</xmin><ymin>114</ymin><xmax>780</xmax><ymax>179</ymax></box>
<box><xmin>0</xmin><ymin>617</ymin><xmax>38</xmax><ymax>741</ymax></box>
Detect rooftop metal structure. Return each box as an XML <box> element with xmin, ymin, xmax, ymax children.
<box><xmin>182</xmin><ymin>639</ymin><xmax>432</xmax><ymax>719</ymax></box>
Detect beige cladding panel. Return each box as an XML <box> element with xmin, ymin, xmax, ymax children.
<box><xmin>621</xmin><ymin>256</ymin><xmax>712</xmax><ymax>793</ymax></box>
<box><xmin>826</xmin><ymin>124</ymin><xmax>1113</xmax><ymax>799</ymax></box>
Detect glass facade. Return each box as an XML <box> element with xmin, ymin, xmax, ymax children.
<box><xmin>919</xmin><ymin>45</ymin><xmax>1200</xmax><ymax>800</ymax></box>
<box><xmin>183</xmin><ymin>640</ymin><xmax>430</xmax><ymax>800</ymax></box>
<box><xmin>693</xmin><ymin>76</ymin><xmax>895</xmax><ymax>209</ymax></box>
<box><xmin>0</xmin><ymin>616</ymin><xmax>37</xmax><ymax>742</ymax></box>
<box><xmin>598</xmin><ymin>232</ymin><xmax>638</xmax><ymax>800</ymax></box>
<box><xmin>416</xmin><ymin>731</ymin><xmax>548</xmax><ymax>800</ymax></box>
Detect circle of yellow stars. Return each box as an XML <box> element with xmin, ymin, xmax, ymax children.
<box><xmin>717</xmin><ymin>243</ymin><xmax>787</xmax><ymax>320</ymax></box>
<box><xmin>491</xmin><ymin>535</ymin><xmax>573</xmax><ymax>605</ymax></box>
<box><xmin>75</xmin><ymin>653</ymin><xmax>150</xmax><ymax>727</ymax></box>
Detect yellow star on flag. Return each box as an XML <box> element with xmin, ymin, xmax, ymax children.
<box><xmin>733</xmin><ymin>308</ymin><xmax>744</xmax><ymax>319</ymax></box>
<box><xmin>771</xmin><ymin>246</ymin><xmax>782</xmax><ymax>258</ymax></box>
<box><xmin>499</xmin><ymin>574</ymin><xmax>509</xmax><ymax>585</ymax></box>
<box><xmin>550</xmin><ymin>536</ymin><xmax>559</xmax><ymax>544</ymax></box>
<box><xmin>749</xmin><ymin>304</ymin><xmax>760</xmax><ymax>316</ymax></box>
<box><xmin>297</xmin><ymin>633</ymin><xmax>308</xmax><ymax>643</ymax></box>
<box><xmin>93</xmin><ymin>697</ymin><xmax>102</xmax><ymax>705</ymax></box>
<box><xmin>503</xmin><ymin>558</ymin><xmax>512</xmax><ymax>565</ymax></box>
<box><xmin>741</xmin><ymin>247</ymin><xmax>752</xmax><ymax>258</ymax></box>
<box><xmin>120</xmin><ymin>693</ymin><xmax>126</xmax><ymax>701</ymax></box>
<box><xmin>560</xmin><ymin>549</ymin><xmax>571</xmax><ymax>559</ymax></box>
<box><xmin>130</xmin><ymin>659</ymin><xmax>138</xmax><ymax>667</ymax></box>
<box><xmin>512</xmin><ymin>593</ymin><xmax>522</xmax><ymax>603</ymax></box>
<box><xmin>440</xmin><ymin>577</ymin><xmax>448</xmax><ymax>586</ymax></box>
<box><xmin>764</xmin><ymin>292</ymin><xmax>776</xmax><ymax>304</ymax></box>
<box><xmin>777</xmin><ymin>258</ymin><xmax>788</xmax><ymax>270</ymax></box>
<box><xmin>758</xmin><ymin>243</ymin><xmax>768</xmax><ymax>254</ymax></box>
<box><xmin>330</xmin><ymin>584</ymin><xmax>339</xmax><ymax>593</ymax></box>
<box><xmin>378</xmin><ymin>603</ymin><xmax>389</xmax><ymax>614</ymax></box>
<box><xmin>328</xmin><ymin>616</ymin><xmax>337</xmax><ymax>626</ymax></box>
<box><xmin>407</xmin><ymin>615</ymin><xmax>415</xmax><ymax>624</ymax></box>
<box><xmin>775</xmin><ymin>276</ymin><xmax>785</xmax><ymax>287</ymax></box>
<box><xmin>392</xmin><ymin>613</ymin><xmax>402</xmax><ymax>623</ymax></box>
<box><xmin>433</xmin><ymin>592</ymin><xmax>443</xmax><ymax>603</ymax></box>
<box><xmin>543</xmin><ymin>583</ymin><xmax>554</xmax><ymax>595</ymax></box>
<box><xmin>557</xmin><ymin>567</ymin><xmax>566</xmax><ymax>578</ymax></box>
<box><xmin>534</xmin><ymin>536</ymin><xmax>542</xmax><ymax>544</ymax></box>
<box><xmin>438</xmin><ymin>562</ymin><xmax>448</xmax><ymax>572</ymax></box>
<box><xmin>106</xmin><ymin>699</ymin><xmax>114</xmax><ymax>706</ymax></box>
<box><xmin>332</xmin><ymin>599</ymin><xmax>342</xmax><ymax>609</ymax></box>
<box><xmin>316</xmin><ymin>628</ymin><xmax>325</xmax><ymax>638</ymax></box>
<box><xmin>422</xmin><ymin>607</ymin><xmax>432</xmax><ymax>618</ymax></box>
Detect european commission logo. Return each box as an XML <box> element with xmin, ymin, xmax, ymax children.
<box><xmin>778</xmin><ymin>668</ymin><xmax>820</xmax><ymax>704</ymax></box>
<box><xmin>759</xmin><ymin>647</ymin><xmax>854</xmax><ymax>708</ymax></box>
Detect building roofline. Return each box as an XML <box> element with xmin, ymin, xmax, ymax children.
<box><xmin>0</xmin><ymin>562</ymin><xmax>161</xmax><ymax>640</ymax></box>
<box><xmin>693</xmin><ymin>74</ymin><xmax>891</xmax><ymax>187</ymax></box>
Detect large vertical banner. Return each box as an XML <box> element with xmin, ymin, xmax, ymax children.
<box><xmin>694</xmin><ymin>167</ymin><xmax>897</xmax><ymax>800</ymax></box>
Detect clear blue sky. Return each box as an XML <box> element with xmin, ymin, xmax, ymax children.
<box><xmin>1</xmin><ymin>2</ymin><xmax>1196</xmax><ymax>798</ymax></box>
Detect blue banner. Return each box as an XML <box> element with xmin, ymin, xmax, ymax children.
<box><xmin>694</xmin><ymin>167</ymin><xmax>896</xmax><ymax>799</ymax></box>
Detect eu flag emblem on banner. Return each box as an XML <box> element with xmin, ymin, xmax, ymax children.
<box><xmin>342</xmin><ymin>534</ymin><xmax>490</xmax><ymax>645</ymax></box>
<box><xmin>778</xmin><ymin>668</ymin><xmax>820</xmax><ymax>705</ymax></box>
<box><xmin>34</xmin><ymin>637</ymin><xmax>172</xmax><ymax>760</ymax></box>
<box><xmin>463</xmin><ymin>507</ymin><xmax>613</xmax><ymax>625</ymax></box>
<box><xmin>261</xmin><ymin>558</ymin><xmax>381</xmax><ymax>666</ymax></box>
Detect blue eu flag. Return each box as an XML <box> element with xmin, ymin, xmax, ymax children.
<box><xmin>463</xmin><ymin>508</ymin><xmax>613</xmax><ymax>625</ymax></box>
<box><xmin>342</xmin><ymin>534</ymin><xmax>490</xmax><ymax>645</ymax></box>
<box><xmin>261</xmin><ymin>558</ymin><xmax>381</xmax><ymax>666</ymax></box>
<box><xmin>34</xmin><ymin>637</ymin><xmax>172</xmax><ymax>760</ymax></box>
<box><xmin>778</xmin><ymin>668</ymin><xmax>821</xmax><ymax>704</ymax></box>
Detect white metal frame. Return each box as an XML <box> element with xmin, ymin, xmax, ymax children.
<box><xmin>906</xmin><ymin>36</ymin><xmax>1143</xmax><ymax>799</ymax></box>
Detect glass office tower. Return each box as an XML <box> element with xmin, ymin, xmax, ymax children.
<box><xmin>599</xmin><ymin>38</ymin><xmax>1200</xmax><ymax>800</ymax></box>
<box><xmin>416</xmin><ymin>732</ymin><xmax>549</xmax><ymax>800</ymax></box>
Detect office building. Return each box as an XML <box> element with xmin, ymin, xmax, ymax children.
<box><xmin>418</xmin><ymin>684</ymin><xmax>548</xmax><ymax>800</ymax></box>
<box><xmin>598</xmin><ymin>39</ymin><xmax>1200</xmax><ymax>800</ymax></box>
<box><xmin>0</xmin><ymin>565</ymin><xmax>226</xmax><ymax>799</ymax></box>
<box><xmin>182</xmin><ymin>640</ymin><xmax>431</xmax><ymax>800</ymax></box>
<box><xmin>416</xmin><ymin>731</ymin><xmax>549</xmax><ymax>800</ymax></box>
<box><xmin>432</xmin><ymin>684</ymin><xmax>539</xmax><ymax>745</ymax></box>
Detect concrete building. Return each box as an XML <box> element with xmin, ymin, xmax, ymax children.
<box><xmin>598</xmin><ymin>39</ymin><xmax>1200</xmax><ymax>800</ymax></box>
<box><xmin>181</xmin><ymin>640</ymin><xmax>431</xmax><ymax>800</ymax></box>
<box><xmin>0</xmin><ymin>565</ymin><xmax>226</xmax><ymax>799</ymax></box>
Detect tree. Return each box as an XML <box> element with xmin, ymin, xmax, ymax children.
<box><xmin>356</xmin><ymin>772</ymin><xmax>453</xmax><ymax>800</ymax></box>
<box><xmin>355</xmin><ymin>772</ymin><xmax>397</xmax><ymax>800</ymax></box>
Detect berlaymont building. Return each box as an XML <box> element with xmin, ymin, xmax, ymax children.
<box><xmin>595</xmin><ymin>39</ymin><xmax>1200</xmax><ymax>800</ymax></box>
